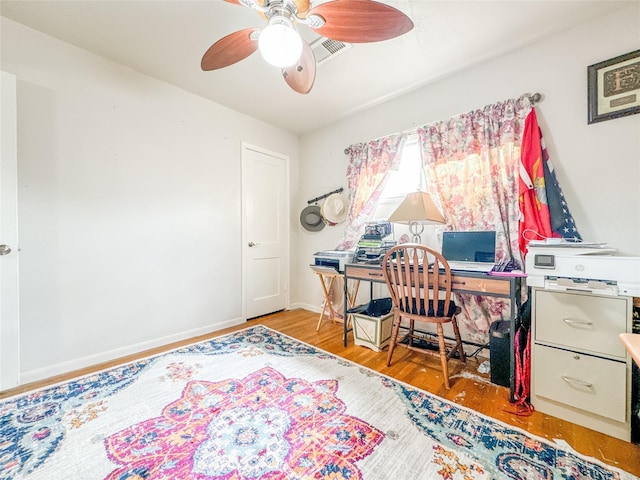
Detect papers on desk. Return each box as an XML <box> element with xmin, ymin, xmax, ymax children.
<box><xmin>528</xmin><ymin>240</ymin><xmax>610</xmax><ymax>248</ymax></box>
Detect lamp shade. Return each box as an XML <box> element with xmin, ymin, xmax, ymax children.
<box><xmin>387</xmin><ymin>191</ymin><xmax>445</xmax><ymax>224</ymax></box>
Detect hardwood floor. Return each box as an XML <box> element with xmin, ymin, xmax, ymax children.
<box><xmin>3</xmin><ymin>308</ymin><xmax>639</xmax><ymax>476</ymax></box>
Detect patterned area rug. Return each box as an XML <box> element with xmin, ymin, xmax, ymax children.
<box><xmin>1</xmin><ymin>325</ymin><xmax>636</xmax><ymax>480</ymax></box>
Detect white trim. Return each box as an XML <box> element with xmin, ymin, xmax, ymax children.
<box><xmin>20</xmin><ymin>317</ymin><xmax>244</xmax><ymax>384</ymax></box>
<box><xmin>0</xmin><ymin>71</ymin><xmax>20</xmax><ymax>390</ymax></box>
<box><xmin>291</xmin><ymin>302</ymin><xmax>321</xmax><ymax>313</ymax></box>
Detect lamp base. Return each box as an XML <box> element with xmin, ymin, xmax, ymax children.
<box><xmin>409</xmin><ymin>221</ymin><xmax>424</xmax><ymax>244</ymax></box>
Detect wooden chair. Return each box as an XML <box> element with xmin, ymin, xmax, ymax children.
<box><xmin>382</xmin><ymin>244</ymin><xmax>466</xmax><ymax>389</ymax></box>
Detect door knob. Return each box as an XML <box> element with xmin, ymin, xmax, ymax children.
<box><xmin>0</xmin><ymin>244</ymin><xmax>12</xmax><ymax>256</ymax></box>
<box><xmin>248</xmin><ymin>241</ymin><xmax>261</xmax><ymax>247</ymax></box>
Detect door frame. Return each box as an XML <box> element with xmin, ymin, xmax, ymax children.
<box><xmin>240</xmin><ymin>142</ymin><xmax>290</xmax><ymax>320</ymax></box>
<box><xmin>1</xmin><ymin>71</ymin><xmax>20</xmax><ymax>389</ymax></box>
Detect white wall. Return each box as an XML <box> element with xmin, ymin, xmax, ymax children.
<box><xmin>1</xmin><ymin>18</ymin><xmax>299</xmax><ymax>382</ymax></box>
<box><xmin>295</xmin><ymin>5</ymin><xmax>640</xmax><ymax>313</ymax></box>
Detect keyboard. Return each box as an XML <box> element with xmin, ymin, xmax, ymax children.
<box><xmin>445</xmin><ymin>261</ymin><xmax>495</xmax><ymax>272</ymax></box>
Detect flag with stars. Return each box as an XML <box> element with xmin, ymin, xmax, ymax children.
<box><xmin>518</xmin><ymin>108</ymin><xmax>581</xmax><ymax>255</ymax></box>
<box><xmin>541</xmin><ymin>135</ymin><xmax>581</xmax><ymax>241</ymax></box>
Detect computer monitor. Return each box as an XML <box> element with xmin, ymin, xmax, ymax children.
<box><xmin>441</xmin><ymin>231</ymin><xmax>496</xmax><ymax>263</ymax></box>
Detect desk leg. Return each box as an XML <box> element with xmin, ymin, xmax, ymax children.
<box><xmin>343</xmin><ymin>276</ymin><xmax>348</xmax><ymax>346</ymax></box>
<box><xmin>509</xmin><ymin>278</ymin><xmax>523</xmax><ymax>403</ymax></box>
<box><xmin>509</xmin><ymin>303</ymin><xmax>516</xmax><ymax>403</ymax></box>
<box><xmin>343</xmin><ymin>278</ymin><xmax>360</xmax><ymax>346</ymax></box>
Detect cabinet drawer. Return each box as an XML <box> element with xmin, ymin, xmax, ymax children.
<box><xmin>345</xmin><ymin>265</ymin><xmax>386</xmax><ymax>282</ymax></box>
<box><xmin>533</xmin><ymin>344</ymin><xmax>627</xmax><ymax>422</ymax></box>
<box><xmin>535</xmin><ymin>290</ymin><xmax>628</xmax><ymax>358</ymax></box>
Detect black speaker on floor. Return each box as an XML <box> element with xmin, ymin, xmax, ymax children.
<box><xmin>489</xmin><ymin>320</ymin><xmax>510</xmax><ymax>387</ymax></box>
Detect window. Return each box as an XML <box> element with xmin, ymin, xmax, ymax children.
<box><xmin>369</xmin><ymin>139</ymin><xmax>425</xmax><ymax>221</ymax></box>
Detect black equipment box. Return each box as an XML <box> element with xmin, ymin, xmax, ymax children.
<box><xmin>489</xmin><ymin>320</ymin><xmax>510</xmax><ymax>387</ymax></box>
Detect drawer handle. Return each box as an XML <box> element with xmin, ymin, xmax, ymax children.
<box><xmin>562</xmin><ymin>318</ymin><xmax>593</xmax><ymax>327</ymax></box>
<box><xmin>561</xmin><ymin>375</ymin><xmax>593</xmax><ymax>388</ymax></box>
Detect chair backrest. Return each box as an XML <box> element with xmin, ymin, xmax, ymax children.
<box><xmin>381</xmin><ymin>244</ymin><xmax>454</xmax><ymax>319</ymax></box>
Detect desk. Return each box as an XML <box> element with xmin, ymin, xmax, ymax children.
<box><xmin>343</xmin><ymin>263</ymin><xmax>523</xmax><ymax>400</ymax></box>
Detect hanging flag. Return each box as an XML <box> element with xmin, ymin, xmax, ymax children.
<box><xmin>541</xmin><ymin>137</ymin><xmax>582</xmax><ymax>242</ymax></box>
<box><xmin>518</xmin><ymin>109</ymin><xmax>581</xmax><ymax>255</ymax></box>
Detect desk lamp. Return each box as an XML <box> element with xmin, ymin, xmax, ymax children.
<box><xmin>387</xmin><ymin>191</ymin><xmax>445</xmax><ymax>243</ymax></box>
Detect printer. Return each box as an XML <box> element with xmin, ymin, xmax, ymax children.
<box><xmin>526</xmin><ymin>245</ymin><xmax>640</xmax><ymax>297</ymax></box>
<box><xmin>313</xmin><ymin>250</ymin><xmax>354</xmax><ymax>273</ymax></box>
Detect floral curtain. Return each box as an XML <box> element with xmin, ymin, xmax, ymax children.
<box><xmin>338</xmin><ymin>133</ymin><xmax>408</xmax><ymax>250</ymax></box>
<box><xmin>417</xmin><ymin>96</ymin><xmax>533</xmax><ymax>344</ymax></box>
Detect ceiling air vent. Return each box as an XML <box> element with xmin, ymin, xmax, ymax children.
<box><xmin>310</xmin><ymin>37</ymin><xmax>352</xmax><ymax>65</ymax></box>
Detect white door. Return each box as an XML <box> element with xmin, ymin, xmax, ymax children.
<box><xmin>1</xmin><ymin>71</ymin><xmax>20</xmax><ymax>389</ymax></box>
<box><xmin>242</xmin><ymin>143</ymin><xmax>289</xmax><ymax>319</ymax></box>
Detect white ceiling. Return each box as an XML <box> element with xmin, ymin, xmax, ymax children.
<box><xmin>1</xmin><ymin>1</ymin><xmax>631</xmax><ymax>134</ymax></box>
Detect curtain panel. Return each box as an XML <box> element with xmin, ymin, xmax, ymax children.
<box><xmin>417</xmin><ymin>96</ymin><xmax>533</xmax><ymax>344</ymax></box>
<box><xmin>338</xmin><ymin>134</ymin><xmax>408</xmax><ymax>250</ymax></box>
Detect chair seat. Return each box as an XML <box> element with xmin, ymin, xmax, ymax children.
<box><xmin>400</xmin><ymin>298</ymin><xmax>458</xmax><ymax>318</ymax></box>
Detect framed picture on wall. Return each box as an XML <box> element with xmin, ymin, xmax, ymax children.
<box><xmin>587</xmin><ymin>49</ymin><xmax>640</xmax><ymax>124</ymax></box>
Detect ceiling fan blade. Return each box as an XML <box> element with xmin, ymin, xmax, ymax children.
<box><xmin>201</xmin><ymin>28</ymin><xmax>259</xmax><ymax>71</ymax></box>
<box><xmin>282</xmin><ymin>40</ymin><xmax>316</xmax><ymax>94</ymax></box>
<box><xmin>294</xmin><ymin>0</ymin><xmax>311</xmax><ymax>16</ymax></box>
<box><xmin>308</xmin><ymin>0</ymin><xmax>414</xmax><ymax>43</ymax></box>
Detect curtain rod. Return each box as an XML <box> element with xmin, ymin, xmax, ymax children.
<box><xmin>528</xmin><ymin>92</ymin><xmax>542</xmax><ymax>104</ymax></box>
<box><xmin>344</xmin><ymin>92</ymin><xmax>543</xmax><ymax>155</ymax></box>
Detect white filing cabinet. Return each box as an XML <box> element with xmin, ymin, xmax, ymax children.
<box><xmin>531</xmin><ymin>288</ymin><xmax>632</xmax><ymax>441</ymax></box>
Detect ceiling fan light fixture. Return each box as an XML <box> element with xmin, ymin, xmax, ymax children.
<box><xmin>203</xmin><ymin>0</ymin><xmax>415</xmax><ymax>93</ymax></box>
<box><xmin>258</xmin><ymin>16</ymin><xmax>303</xmax><ymax>68</ymax></box>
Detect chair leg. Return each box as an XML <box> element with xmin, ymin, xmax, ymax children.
<box><xmin>437</xmin><ymin>323</ymin><xmax>450</xmax><ymax>389</ymax></box>
<box><xmin>451</xmin><ymin>316</ymin><xmax>466</xmax><ymax>363</ymax></box>
<box><xmin>344</xmin><ymin>279</ymin><xmax>360</xmax><ymax>332</ymax></box>
<box><xmin>386</xmin><ymin>312</ymin><xmax>402</xmax><ymax>366</ymax></box>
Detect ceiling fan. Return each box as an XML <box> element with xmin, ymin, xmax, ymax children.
<box><xmin>201</xmin><ymin>0</ymin><xmax>414</xmax><ymax>94</ymax></box>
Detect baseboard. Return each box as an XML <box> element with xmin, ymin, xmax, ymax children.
<box><xmin>289</xmin><ymin>302</ymin><xmax>321</xmax><ymax>313</ymax></box>
<box><xmin>20</xmin><ymin>317</ymin><xmax>244</xmax><ymax>385</ymax></box>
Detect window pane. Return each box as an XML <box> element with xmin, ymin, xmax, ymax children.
<box><xmin>380</xmin><ymin>140</ymin><xmax>423</xmax><ymax>199</ymax></box>
<box><xmin>368</xmin><ymin>140</ymin><xmax>425</xmax><ymax>221</ymax></box>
